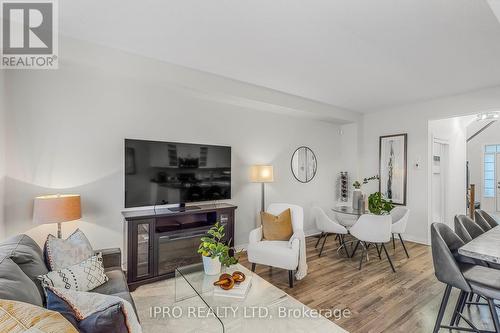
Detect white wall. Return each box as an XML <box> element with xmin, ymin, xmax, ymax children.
<box><xmin>3</xmin><ymin>40</ymin><xmax>342</xmax><ymax>260</ymax></box>
<box><xmin>338</xmin><ymin>122</ymin><xmax>361</xmax><ymax>202</ymax></box>
<box><xmin>467</xmin><ymin>120</ymin><xmax>500</xmax><ymax>212</ymax></box>
<box><xmin>360</xmin><ymin>87</ymin><xmax>500</xmax><ymax>244</ymax></box>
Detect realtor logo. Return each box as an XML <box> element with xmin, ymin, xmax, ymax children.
<box><xmin>1</xmin><ymin>0</ymin><xmax>58</xmax><ymax>69</ymax></box>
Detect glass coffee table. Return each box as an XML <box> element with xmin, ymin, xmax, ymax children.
<box><xmin>175</xmin><ymin>263</ymin><xmax>347</xmax><ymax>333</ymax></box>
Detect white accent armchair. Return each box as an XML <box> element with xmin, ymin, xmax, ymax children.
<box><xmin>313</xmin><ymin>207</ymin><xmax>348</xmax><ymax>257</ymax></box>
<box><xmin>390</xmin><ymin>207</ymin><xmax>410</xmax><ymax>258</ymax></box>
<box><xmin>247</xmin><ymin>203</ymin><xmax>303</xmax><ymax>288</ymax></box>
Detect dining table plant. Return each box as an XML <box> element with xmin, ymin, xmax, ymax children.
<box><xmin>368</xmin><ymin>192</ymin><xmax>395</xmax><ymax>215</ymax></box>
<box><xmin>198</xmin><ymin>222</ymin><xmax>239</xmax><ymax>275</ymax></box>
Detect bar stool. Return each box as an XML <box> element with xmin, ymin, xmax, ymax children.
<box><xmin>476</xmin><ymin>210</ymin><xmax>499</xmax><ymax>229</ymax></box>
<box><xmin>431</xmin><ymin>223</ymin><xmax>500</xmax><ymax>333</ymax></box>
<box><xmin>474</xmin><ymin>211</ymin><xmax>493</xmax><ymax>231</ymax></box>
<box><xmin>454</xmin><ymin>215</ymin><xmax>485</xmax><ymax>243</ymax></box>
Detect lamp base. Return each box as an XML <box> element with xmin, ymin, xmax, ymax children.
<box><xmin>261</xmin><ymin>182</ymin><xmax>265</xmax><ymax>212</ymax></box>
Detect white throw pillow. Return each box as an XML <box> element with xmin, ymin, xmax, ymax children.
<box><xmin>44</xmin><ymin>229</ymin><xmax>94</xmax><ymax>271</ymax></box>
<box><xmin>38</xmin><ymin>253</ymin><xmax>108</xmax><ymax>292</ymax></box>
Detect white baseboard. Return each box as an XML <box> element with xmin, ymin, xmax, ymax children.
<box><xmin>235</xmin><ymin>243</ymin><xmax>248</xmax><ymax>252</ymax></box>
<box><xmin>401</xmin><ymin>234</ymin><xmax>429</xmax><ymax>246</ymax></box>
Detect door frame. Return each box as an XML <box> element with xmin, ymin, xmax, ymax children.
<box><xmin>480</xmin><ymin>143</ymin><xmax>500</xmax><ymax>212</ymax></box>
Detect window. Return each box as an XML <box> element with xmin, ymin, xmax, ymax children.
<box><xmin>484</xmin><ymin>145</ymin><xmax>496</xmax><ymax>198</ymax></box>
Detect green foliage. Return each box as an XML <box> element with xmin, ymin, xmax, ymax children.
<box><xmin>197</xmin><ymin>222</ymin><xmax>239</xmax><ymax>267</ymax></box>
<box><xmin>368</xmin><ymin>192</ymin><xmax>394</xmax><ymax>215</ymax></box>
<box><xmin>352</xmin><ymin>181</ymin><xmax>362</xmax><ymax>189</ymax></box>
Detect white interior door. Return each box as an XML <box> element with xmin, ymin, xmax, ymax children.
<box><xmin>432</xmin><ymin>141</ymin><xmax>448</xmax><ymax>224</ymax></box>
<box><xmin>496</xmin><ymin>153</ymin><xmax>500</xmax><ymax>211</ymax></box>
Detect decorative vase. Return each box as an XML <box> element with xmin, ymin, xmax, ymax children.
<box><xmin>202</xmin><ymin>256</ymin><xmax>221</xmax><ymax>275</ymax></box>
<box><xmin>352</xmin><ymin>189</ymin><xmax>363</xmax><ymax>210</ymax></box>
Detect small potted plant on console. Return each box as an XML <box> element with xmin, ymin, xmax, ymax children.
<box><xmin>198</xmin><ymin>222</ymin><xmax>238</xmax><ymax>275</ymax></box>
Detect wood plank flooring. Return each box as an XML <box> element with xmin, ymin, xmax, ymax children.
<box><xmin>238</xmin><ymin>236</ymin><xmax>499</xmax><ymax>333</ymax></box>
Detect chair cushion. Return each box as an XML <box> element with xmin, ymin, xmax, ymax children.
<box><xmin>86</xmin><ymin>269</ymin><xmax>137</xmax><ymax>315</ymax></box>
<box><xmin>0</xmin><ymin>299</ymin><xmax>78</xmax><ymax>333</ymax></box>
<box><xmin>44</xmin><ymin>229</ymin><xmax>94</xmax><ymax>271</ymax></box>
<box><xmin>261</xmin><ymin>209</ymin><xmax>293</xmax><ymax>241</ymax></box>
<box><xmin>92</xmin><ymin>269</ymin><xmax>128</xmax><ymax>296</ymax></box>
<box><xmin>0</xmin><ymin>257</ymin><xmax>43</xmax><ymax>306</ymax></box>
<box><xmin>0</xmin><ymin>234</ymin><xmax>48</xmax><ymax>301</ymax></box>
<box><xmin>247</xmin><ymin>240</ymin><xmax>298</xmax><ymax>270</ymax></box>
<box><xmin>463</xmin><ymin>265</ymin><xmax>500</xmax><ymax>300</ymax></box>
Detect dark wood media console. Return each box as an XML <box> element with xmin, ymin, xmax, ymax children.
<box><xmin>122</xmin><ymin>203</ymin><xmax>237</xmax><ymax>290</ymax></box>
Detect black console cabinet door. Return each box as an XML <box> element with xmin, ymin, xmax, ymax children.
<box><xmin>217</xmin><ymin>209</ymin><xmax>235</xmax><ymax>246</ymax></box>
<box><xmin>127</xmin><ymin>218</ymin><xmax>155</xmax><ymax>283</ymax></box>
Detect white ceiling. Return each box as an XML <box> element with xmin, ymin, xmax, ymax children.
<box><xmin>60</xmin><ymin>0</ymin><xmax>500</xmax><ymax>113</ymax></box>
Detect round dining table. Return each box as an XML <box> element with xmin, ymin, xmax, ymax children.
<box><xmin>331</xmin><ymin>205</ymin><xmax>366</xmax><ymax>228</ymax></box>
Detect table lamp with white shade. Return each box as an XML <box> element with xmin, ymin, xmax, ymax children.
<box><xmin>33</xmin><ymin>194</ymin><xmax>82</xmax><ymax>238</ymax></box>
<box><xmin>250</xmin><ymin>165</ymin><xmax>274</xmax><ymax>212</ymax></box>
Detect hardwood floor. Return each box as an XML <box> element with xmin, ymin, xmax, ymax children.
<box><xmin>239</xmin><ymin>235</ymin><xmax>499</xmax><ymax>333</ymax></box>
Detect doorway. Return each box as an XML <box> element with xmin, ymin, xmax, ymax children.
<box><xmin>479</xmin><ymin>144</ymin><xmax>500</xmax><ymax>212</ymax></box>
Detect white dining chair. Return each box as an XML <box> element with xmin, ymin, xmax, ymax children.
<box><xmin>313</xmin><ymin>207</ymin><xmax>349</xmax><ymax>257</ymax></box>
<box><xmin>247</xmin><ymin>203</ymin><xmax>303</xmax><ymax>288</ymax></box>
<box><xmin>349</xmin><ymin>214</ymin><xmax>395</xmax><ymax>272</ymax></box>
<box><xmin>390</xmin><ymin>207</ymin><xmax>410</xmax><ymax>258</ymax></box>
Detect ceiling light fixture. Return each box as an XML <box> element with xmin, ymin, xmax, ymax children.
<box><xmin>476</xmin><ymin>112</ymin><xmax>500</xmax><ymax>121</ymax></box>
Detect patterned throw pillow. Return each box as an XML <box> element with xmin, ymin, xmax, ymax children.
<box><xmin>38</xmin><ymin>253</ymin><xmax>108</xmax><ymax>292</ymax></box>
<box><xmin>44</xmin><ymin>229</ymin><xmax>94</xmax><ymax>271</ymax></box>
<box><xmin>46</xmin><ymin>287</ymin><xmax>141</xmax><ymax>333</ymax></box>
<box><xmin>0</xmin><ymin>299</ymin><xmax>78</xmax><ymax>333</ymax></box>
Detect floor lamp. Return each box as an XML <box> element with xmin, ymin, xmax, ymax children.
<box><xmin>33</xmin><ymin>194</ymin><xmax>82</xmax><ymax>238</ymax></box>
<box><xmin>250</xmin><ymin>165</ymin><xmax>274</xmax><ymax>212</ymax></box>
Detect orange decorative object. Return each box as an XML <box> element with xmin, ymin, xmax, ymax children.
<box><xmin>213</xmin><ymin>272</ymin><xmax>246</xmax><ymax>290</ymax></box>
<box><xmin>213</xmin><ymin>274</ymin><xmax>235</xmax><ymax>290</ymax></box>
<box><xmin>232</xmin><ymin>271</ymin><xmax>246</xmax><ymax>283</ymax></box>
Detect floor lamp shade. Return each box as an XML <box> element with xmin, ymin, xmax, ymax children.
<box><xmin>33</xmin><ymin>195</ymin><xmax>81</xmax><ymax>238</ymax></box>
<box><xmin>250</xmin><ymin>165</ymin><xmax>274</xmax><ymax>212</ymax></box>
<box><xmin>250</xmin><ymin>165</ymin><xmax>274</xmax><ymax>183</ymax></box>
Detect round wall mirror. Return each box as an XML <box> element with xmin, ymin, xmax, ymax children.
<box><xmin>291</xmin><ymin>146</ymin><xmax>317</xmax><ymax>183</ymax></box>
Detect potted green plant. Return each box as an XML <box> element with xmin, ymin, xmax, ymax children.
<box><xmin>368</xmin><ymin>192</ymin><xmax>394</xmax><ymax>215</ymax></box>
<box><xmin>198</xmin><ymin>222</ymin><xmax>238</xmax><ymax>275</ymax></box>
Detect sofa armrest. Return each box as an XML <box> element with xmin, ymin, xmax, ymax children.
<box><xmin>96</xmin><ymin>248</ymin><xmax>122</xmax><ymax>270</ymax></box>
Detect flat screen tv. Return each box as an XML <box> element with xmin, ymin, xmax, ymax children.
<box><xmin>125</xmin><ymin>139</ymin><xmax>231</xmax><ymax>208</ymax></box>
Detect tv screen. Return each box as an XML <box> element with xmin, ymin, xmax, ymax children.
<box><xmin>125</xmin><ymin>139</ymin><xmax>231</xmax><ymax>208</ymax></box>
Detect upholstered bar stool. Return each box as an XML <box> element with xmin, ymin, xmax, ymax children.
<box><xmin>474</xmin><ymin>211</ymin><xmax>493</xmax><ymax>232</ymax></box>
<box><xmin>454</xmin><ymin>215</ymin><xmax>485</xmax><ymax>243</ymax></box>
<box><xmin>454</xmin><ymin>215</ymin><xmax>497</xmax><ymax>311</ymax></box>
<box><xmin>476</xmin><ymin>210</ymin><xmax>499</xmax><ymax>229</ymax></box>
<box><xmin>431</xmin><ymin>223</ymin><xmax>500</xmax><ymax>333</ymax></box>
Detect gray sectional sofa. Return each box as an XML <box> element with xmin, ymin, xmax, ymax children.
<box><xmin>0</xmin><ymin>234</ymin><xmax>136</xmax><ymax>314</ymax></box>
